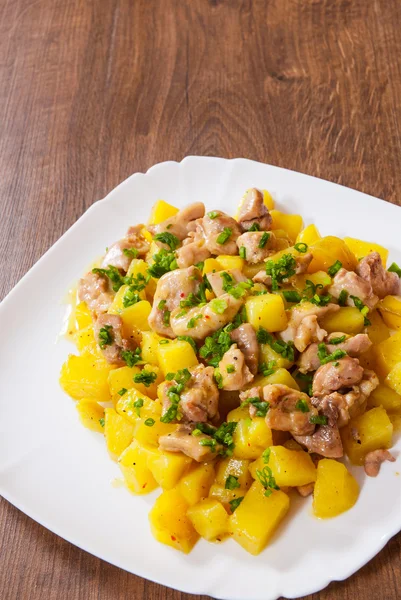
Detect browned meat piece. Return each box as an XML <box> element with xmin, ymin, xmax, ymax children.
<box><xmin>297</xmin><ymin>483</ymin><xmax>314</xmax><ymax>497</ymax></box>
<box><xmin>206</xmin><ymin>269</ymin><xmax>248</xmax><ymax>297</ymax></box>
<box><xmin>237</xmin><ymin>188</ymin><xmax>272</xmax><ymax>231</ymax></box>
<box><xmin>312</xmin><ymin>356</ymin><xmax>364</xmax><ymax>397</ymax></box>
<box><xmin>236</xmin><ymin>231</ymin><xmax>276</xmax><ymax>264</ymax></box>
<box><xmin>218</xmin><ymin>344</ymin><xmax>254</xmax><ymax>391</ymax></box>
<box><xmin>262</xmin><ymin>384</ymin><xmax>318</xmax><ymax>436</ymax></box>
<box><xmin>239</xmin><ymin>386</ymin><xmax>263</xmax><ymax>418</ymax></box>
<box><xmin>148</xmin><ymin>266</ymin><xmax>202</xmax><ymax>337</ymax></box>
<box><xmin>93</xmin><ymin>313</ymin><xmax>134</xmax><ymax>365</ymax></box>
<box><xmin>253</xmin><ymin>253</ymin><xmax>313</xmax><ymax>286</ymax></box>
<box><xmin>78</xmin><ymin>271</ymin><xmax>114</xmax><ymax>317</ymax></box>
<box><xmin>161</xmin><ymin>365</ymin><xmax>220</xmax><ymax>423</ymax></box>
<box><xmin>298</xmin><ymin>333</ymin><xmax>372</xmax><ymax>373</ymax></box>
<box><xmin>279</xmin><ymin>302</ymin><xmax>339</xmax><ymax>352</ymax></box>
<box><xmin>364</xmin><ymin>449</ymin><xmax>396</xmax><ymax>477</ymax></box>
<box><xmin>148</xmin><ymin>203</ymin><xmax>205</xmax><ymax>240</ymax></box>
<box><xmin>294</xmin><ymin>423</ymin><xmax>343</xmax><ymax>458</ymax></box>
<box><xmin>328</xmin><ymin>268</ymin><xmax>378</xmax><ymax>310</ymax></box>
<box><xmin>159</xmin><ymin>425</ymin><xmax>220</xmax><ymax>462</ymax></box>
<box><xmin>101</xmin><ymin>225</ymin><xmax>150</xmax><ymax>272</ymax></box>
<box><xmin>230</xmin><ymin>323</ymin><xmax>259</xmax><ymax>375</ymax></box>
<box><xmin>176</xmin><ymin>235</ymin><xmax>211</xmax><ymax>268</ymax></box>
<box><xmin>196</xmin><ymin>211</ymin><xmax>242</xmax><ymax>255</ymax></box>
<box><xmin>170</xmin><ymin>293</ymin><xmax>244</xmax><ymax>340</ymax></box>
<box><xmin>356</xmin><ymin>252</ymin><xmax>401</xmax><ymax>298</ymax></box>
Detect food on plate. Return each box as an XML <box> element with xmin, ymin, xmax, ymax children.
<box><xmin>60</xmin><ymin>188</ymin><xmax>400</xmax><ymax>555</ymax></box>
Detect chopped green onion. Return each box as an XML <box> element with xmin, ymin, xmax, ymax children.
<box><xmin>225</xmin><ymin>475</ymin><xmax>240</xmax><ymax>490</ymax></box>
<box><xmin>310</xmin><ymin>415</ymin><xmax>328</xmax><ymax>425</ymax></box>
<box><xmin>329</xmin><ymin>335</ymin><xmax>346</xmax><ymax>345</ymax></box>
<box><xmin>239</xmin><ymin>246</ymin><xmax>247</xmax><ymax>259</ymax></box>
<box><xmin>294</xmin><ymin>242</ymin><xmax>308</xmax><ymax>253</ymax></box>
<box><xmin>207</xmin><ymin>211</ymin><xmax>219</xmax><ymax>219</ymax></box>
<box><xmin>328</xmin><ymin>260</ymin><xmax>342</xmax><ymax>277</ymax></box>
<box><xmin>388</xmin><ymin>262</ymin><xmax>401</xmax><ymax>277</ymax></box>
<box><xmin>295</xmin><ymin>399</ymin><xmax>310</xmax><ymax>413</ymax></box>
<box><xmin>282</xmin><ymin>290</ymin><xmax>302</xmax><ymax>303</ymax></box>
<box><xmin>216</xmin><ymin>227</ymin><xmax>233</xmax><ymax>245</ymax></box>
<box><xmin>249</xmin><ymin>222</ymin><xmax>261</xmax><ymax>231</ymax></box>
<box><xmin>228</xmin><ymin>497</ymin><xmax>244</xmax><ymax>512</ymax></box>
<box><xmin>338</xmin><ymin>290</ymin><xmax>349</xmax><ymax>306</ymax></box>
<box><xmin>144</xmin><ymin>418</ymin><xmax>155</xmax><ymax>427</ymax></box>
<box><xmin>258</xmin><ymin>232</ymin><xmax>270</xmax><ymax>248</ymax></box>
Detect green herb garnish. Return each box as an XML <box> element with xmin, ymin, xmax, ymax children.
<box><xmin>98</xmin><ymin>325</ymin><xmax>113</xmax><ymax>349</ymax></box>
<box><xmin>309</xmin><ymin>415</ymin><xmax>328</xmax><ymax>425</ymax></box>
<box><xmin>121</xmin><ymin>348</ymin><xmax>142</xmax><ymax>367</ymax></box>
<box><xmin>329</xmin><ymin>335</ymin><xmax>346</xmax><ymax>345</ymax></box>
<box><xmin>133</xmin><ymin>369</ymin><xmax>157</xmax><ymax>387</ymax></box>
<box><xmin>258</xmin><ymin>232</ymin><xmax>270</xmax><ymax>248</ymax></box>
<box><xmin>338</xmin><ymin>290</ymin><xmax>349</xmax><ymax>306</ymax></box>
<box><xmin>282</xmin><ymin>290</ymin><xmax>302</xmax><ymax>303</ymax></box>
<box><xmin>225</xmin><ymin>475</ymin><xmax>240</xmax><ymax>490</ymax></box>
<box><xmin>317</xmin><ymin>344</ymin><xmax>347</xmax><ymax>365</ymax></box>
<box><xmin>118</xmin><ymin>388</ymin><xmax>128</xmax><ymax>396</ymax></box>
<box><xmin>207</xmin><ymin>211</ymin><xmax>219</xmax><ymax>219</ymax></box>
<box><xmin>328</xmin><ymin>260</ymin><xmax>342</xmax><ymax>277</ymax></box>
<box><xmin>229</xmin><ymin>497</ymin><xmax>244</xmax><ymax>512</ymax></box>
<box><xmin>153</xmin><ymin>232</ymin><xmax>180</xmax><ymax>250</ymax></box>
<box><xmin>256</xmin><ymin>465</ymin><xmax>280</xmax><ymax>497</ymax></box>
<box><xmin>99</xmin><ymin>418</ymin><xmax>105</xmax><ymax>427</ymax></box>
<box><xmin>239</xmin><ymin>246</ymin><xmax>246</xmax><ymax>259</ymax></box>
<box><xmin>147</xmin><ymin>249</ymin><xmax>178</xmax><ymax>278</ymax></box>
<box><xmin>133</xmin><ymin>398</ymin><xmax>144</xmax><ymax>417</ymax></box>
<box><xmin>210</xmin><ymin>298</ymin><xmax>228</xmax><ymax>314</ymax></box>
<box><xmin>144</xmin><ymin>418</ymin><xmax>155</xmax><ymax>427</ymax></box>
<box><xmin>294</xmin><ymin>242</ymin><xmax>308</xmax><ymax>253</ymax></box>
<box><xmin>388</xmin><ymin>262</ymin><xmax>401</xmax><ymax>277</ymax></box>
<box><xmin>350</xmin><ymin>295</ymin><xmax>371</xmax><ymax>326</ymax></box>
<box><xmin>249</xmin><ymin>222</ymin><xmax>261</xmax><ymax>231</ymax></box>
<box><xmin>123</xmin><ymin>247</ymin><xmax>139</xmax><ymax>260</ymax></box>
<box><xmin>295</xmin><ymin>398</ymin><xmax>310</xmax><ymax>413</ymax></box>
<box><xmin>216</xmin><ymin>227</ymin><xmax>233</xmax><ymax>245</ymax></box>
<box><xmin>265</xmin><ymin>254</ymin><xmax>297</xmax><ymax>290</ymax></box>
<box><xmin>226</xmin><ymin>364</ymin><xmax>235</xmax><ymax>374</ymax></box>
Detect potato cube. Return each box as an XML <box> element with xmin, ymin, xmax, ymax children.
<box><xmin>262</xmin><ymin>189</ymin><xmax>275</xmax><ymax>210</ymax></box>
<box><xmin>108</xmin><ymin>365</ymin><xmax>139</xmax><ymax>396</ymax></box>
<box><xmin>259</xmin><ymin>344</ymin><xmax>293</xmax><ymax>369</ymax></box>
<box><xmin>242</xmin><ymin>262</ymin><xmax>266</xmax><ymax>279</ymax></box>
<box><xmin>107</xmin><ymin>284</ymin><xmax>146</xmax><ymax>315</ymax></box>
<box><xmin>251</xmin><ymin>368</ymin><xmax>300</xmax><ymax>391</ymax></box>
<box><xmin>215</xmin><ymin>255</ymin><xmax>245</xmax><ymax>272</ymax></box>
<box><xmin>229</xmin><ymin>481</ymin><xmax>290</xmax><ymax>555</ymax></box>
<box><xmin>341</xmin><ymin>407</ymin><xmax>393</xmax><ymax>465</ymax></box>
<box><xmin>149</xmin><ymin>489</ymin><xmax>199</xmax><ymax>553</ymax></box>
<box><xmin>148</xmin><ymin>200</ymin><xmax>179</xmax><ymax>225</ymax></box>
<box><xmin>104</xmin><ymin>407</ymin><xmax>135</xmax><ymax>459</ymax></box>
<box><xmin>344</xmin><ymin>237</ymin><xmax>388</xmax><ymax>266</ymax></box>
<box><xmin>75</xmin><ymin>301</ymin><xmax>92</xmax><ymax>329</ymax></box>
<box><xmin>134</xmin><ymin>419</ymin><xmax>177</xmax><ymax>447</ymax></box>
<box><xmin>293</xmin><ymin>270</ymin><xmax>331</xmax><ymax>293</ymax></box>
<box><xmin>321</xmin><ymin>306</ymin><xmax>364</xmax><ymax>335</ymax></box>
<box><xmin>313</xmin><ymin>459</ymin><xmax>359</xmax><ymax>518</ymax></box>
<box><xmin>245</xmin><ymin>294</ymin><xmax>287</xmax><ymax>332</ymax></box>
<box><xmin>141</xmin><ymin>331</ymin><xmax>163</xmax><ymax>366</ymax></box>
<box><xmin>178</xmin><ymin>463</ymin><xmax>216</xmax><ymax>506</ymax></box>
<box><xmin>59</xmin><ymin>353</ymin><xmax>113</xmax><ymax>402</ymax></box>
<box><xmin>385</xmin><ymin>361</ymin><xmax>401</xmax><ymax>396</ymax></box>
<box><xmin>270</xmin><ymin>210</ymin><xmax>303</xmax><ymax>243</ymax></box>
<box><xmin>215</xmin><ymin>457</ymin><xmax>253</xmax><ymax>490</ymax></box>
<box><xmin>308</xmin><ymin>236</ymin><xmax>357</xmax><ymax>273</ymax></box>
<box><xmin>187</xmin><ymin>499</ymin><xmax>228</xmax><ymax>541</ymax></box>
<box><xmin>157</xmin><ymin>339</ymin><xmax>198</xmax><ymax>376</ymax></box>
<box><xmin>374</xmin><ymin>331</ymin><xmax>401</xmax><ymax>376</ymax></box>
<box><xmin>73</xmin><ymin>326</ymin><xmax>97</xmax><ymax>354</ymax></box>
<box><xmin>367</xmin><ymin>310</ymin><xmax>390</xmax><ymax>345</ymax></box>
<box><xmin>249</xmin><ymin>446</ymin><xmax>316</xmax><ymax>487</ymax></box>
<box><xmin>233</xmin><ymin>418</ymin><xmax>273</xmax><ymax>460</ymax></box>
<box><xmin>379</xmin><ymin>295</ymin><xmax>401</xmax><ymax>330</ymax></box>
<box><xmin>76</xmin><ymin>399</ymin><xmax>105</xmax><ymax>433</ymax></box>
<box><xmin>119</xmin><ymin>300</ymin><xmax>152</xmax><ymax>335</ymax></box>
<box><xmin>368</xmin><ymin>383</ymin><xmax>401</xmax><ymax>412</ymax></box>
<box><xmin>202</xmin><ymin>257</ymin><xmax>222</xmax><ymax>275</ymax></box>
<box><xmin>116</xmin><ymin>388</ymin><xmax>162</xmax><ymax>423</ymax></box>
<box><xmin>147</xmin><ymin>449</ymin><xmax>192</xmax><ymax>490</ymax></box>
<box><xmin>119</xmin><ymin>440</ymin><xmax>158</xmax><ymax>494</ymax></box>
<box><xmin>208</xmin><ymin>483</ymin><xmax>247</xmax><ymax>508</ymax></box>
<box><xmin>296</xmin><ymin>224</ymin><xmax>321</xmax><ymax>246</ymax></box>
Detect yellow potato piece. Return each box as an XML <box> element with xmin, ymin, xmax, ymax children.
<box><xmin>242</xmin><ymin>262</ymin><xmax>266</xmax><ymax>279</ymax></box>
<box><xmin>367</xmin><ymin>310</ymin><xmax>390</xmax><ymax>345</ymax></box>
<box><xmin>215</xmin><ymin>457</ymin><xmax>253</xmax><ymax>490</ymax></box>
<box><xmin>367</xmin><ymin>383</ymin><xmax>401</xmax><ymax>413</ymax></box>
<box><xmin>108</xmin><ymin>365</ymin><xmax>140</xmax><ymax>396</ymax></box>
<box><xmin>107</xmin><ymin>284</ymin><xmax>146</xmax><ymax>315</ymax></box>
<box><xmin>270</xmin><ymin>210</ymin><xmax>303</xmax><ymax>243</ymax></box>
<box><xmin>60</xmin><ymin>353</ymin><xmax>113</xmax><ymax>402</ymax></box>
<box><xmin>379</xmin><ymin>295</ymin><xmax>401</xmax><ymax>330</ymax></box>
<box><xmin>104</xmin><ymin>407</ymin><xmax>135</xmax><ymax>459</ymax></box>
<box><xmin>118</xmin><ymin>300</ymin><xmax>152</xmax><ymax>336</ymax></box>
<box><xmin>141</xmin><ymin>331</ymin><xmax>164</xmax><ymax>366</ymax></box>
<box><xmin>245</xmin><ymin>294</ymin><xmax>287</xmax><ymax>332</ymax></box>
<box><xmin>344</xmin><ymin>237</ymin><xmax>388</xmax><ymax>266</ymax></box>
<box><xmin>385</xmin><ymin>361</ymin><xmax>401</xmax><ymax>396</ymax></box>
<box><xmin>232</xmin><ymin>418</ymin><xmax>273</xmax><ymax>460</ymax></box>
<box><xmin>341</xmin><ymin>407</ymin><xmax>393</xmax><ymax>465</ymax></box>
<box><xmin>149</xmin><ymin>489</ymin><xmax>199</xmax><ymax>553</ymax></box>
<box><xmin>134</xmin><ymin>419</ymin><xmax>177</xmax><ymax>447</ymax></box>
<box><xmin>259</xmin><ymin>344</ymin><xmax>293</xmax><ymax>370</ymax></box>
<box><xmin>321</xmin><ymin>306</ymin><xmax>365</xmax><ymax>335</ymax></box>
<box><xmin>373</xmin><ymin>330</ymin><xmax>401</xmax><ymax>377</ymax></box>
<box><xmin>148</xmin><ymin>200</ymin><xmax>179</xmax><ymax>225</ymax></box>
<box><xmin>116</xmin><ymin>388</ymin><xmax>162</xmax><ymax>423</ymax></box>
<box><xmin>229</xmin><ymin>481</ymin><xmax>290</xmax><ymax>555</ymax></box>
<box><xmin>147</xmin><ymin>449</ymin><xmax>192</xmax><ymax>490</ymax></box>
<box><xmin>178</xmin><ymin>463</ymin><xmax>216</xmax><ymax>506</ymax></box>
<box><xmin>215</xmin><ymin>255</ymin><xmax>245</xmax><ymax>272</ymax></box>
<box><xmin>119</xmin><ymin>439</ymin><xmax>158</xmax><ymax>494</ymax></box>
<box><xmin>313</xmin><ymin>459</ymin><xmax>359</xmax><ymax>518</ymax></box>
<box><xmin>75</xmin><ymin>301</ymin><xmax>92</xmax><ymax>330</ymax></box>
<box><xmin>293</xmin><ymin>271</ymin><xmax>331</xmax><ymax>293</ymax></box>
<box><xmin>249</xmin><ymin>446</ymin><xmax>316</xmax><ymax>487</ymax></box>
<box><xmin>262</xmin><ymin>189</ymin><xmax>275</xmax><ymax>210</ymax></box>
<box><xmin>296</xmin><ymin>224</ymin><xmax>321</xmax><ymax>246</ymax></box>
<box><xmin>187</xmin><ymin>498</ymin><xmax>229</xmax><ymax>541</ymax></box>
<box><xmin>308</xmin><ymin>236</ymin><xmax>357</xmax><ymax>273</ymax></box>
<box><xmin>157</xmin><ymin>339</ymin><xmax>198</xmax><ymax>377</ymax></box>
<box><xmin>73</xmin><ymin>325</ymin><xmax>98</xmax><ymax>355</ymax></box>
<box><xmin>251</xmin><ymin>368</ymin><xmax>300</xmax><ymax>391</ymax></box>
<box><xmin>202</xmin><ymin>257</ymin><xmax>222</xmax><ymax>275</ymax></box>
<box><xmin>76</xmin><ymin>399</ymin><xmax>105</xmax><ymax>433</ymax></box>
<box><xmin>208</xmin><ymin>483</ymin><xmax>247</xmax><ymax>508</ymax></box>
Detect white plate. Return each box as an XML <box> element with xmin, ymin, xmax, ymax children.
<box><xmin>1</xmin><ymin>157</ymin><xmax>400</xmax><ymax>600</ymax></box>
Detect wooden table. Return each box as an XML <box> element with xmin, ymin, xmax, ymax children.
<box><xmin>1</xmin><ymin>0</ymin><xmax>400</xmax><ymax>598</ymax></box>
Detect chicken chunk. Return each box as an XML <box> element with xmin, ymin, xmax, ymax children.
<box><xmin>298</xmin><ymin>333</ymin><xmax>372</xmax><ymax>373</ymax></box>
<box><xmin>279</xmin><ymin>302</ymin><xmax>339</xmax><ymax>352</ymax></box>
<box><xmin>230</xmin><ymin>323</ymin><xmax>259</xmax><ymax>375</ymax></box>
<box><xmin>356</xmin><ymin>252</ymin><xmax>401</xmax><ymax>298</ymax></box>
<box><xmin>218</xmin><ymin>344</ymin><xmax>254</xmax><ymax>391</ymax></box>
<box><xmin>253</xmin><ymin>253</ymin><xmax>313</xmax><ymax>286</ymax></box>
<box><xmin>364</xmin><ymin>449</ymin><xmax>396</xmax><ymax>477</ymax></box>
<box><xmin>93</xmin><ymin>313</ymin><xmax>134</xmax><ymax>365</ymax></box>
<box><xmin>101</xmin><ymin>225</ymin><xmax>150</xmax><ymax>272</ymax></box>
<box><xmin>263</xmin><ymin>384</ymin><xmax>318</xmax><ymax>436</ymax></box>
<box><xmin>148</xmin><ymin>202</ymin><xmax>205</xmax><ymax>240</ymax></box>
<box><xmin>297</xmin><ymin>483</ymin><xmax>315</xmax><ymax>497</ymax></box>
<box><xmin>294</xmin><ymin>423</ymin><xmax>343</xmax><ymax>458</ymax></box>
<box><xmin>170</xmin><ymin>293</ymin><xmax>244</xmax><ymax>340</ymax></box>
<box><xmin>239</xmin><ymin>386</ymin><xmax>264</xmax><ymax>418</ymax></box>
<box><xmin>206</xmin><ymin>269</ymin><xmax>248</xmax><ymax>297</ymax></box>
<box><xmin>196</xmin><ymin>211</ymin><xmax>242</xmax><ymax>255</ymax></box>
<box><xmin>159</xmin><ymin>425</ymin><xmax>220</xmax><ymax>462</ymax></box>
<box><xmin>237</xmin><ymin>188</ymin><xmax>272</xmax><ymax>231</ymax></box>
<box><xmin>328</xmin><ymin>268</ymin><xmax>378</xmax><ymax>310</ymax></box>
<box><xmin>78</xmin><ymin>271</ymin><xmax>114</xmax><ymax>317</ymax></box>
<box><xmin>312</xmin><ymin>356</ymin><xmax>364</xmax><ymax>397</ymax></box>
<box><xmin>148</xmin><ymin>266</ymin><xmax>202</xmax><ymax>337</ymax></box>
<box><xmin>236</xmin><ymin>231</ymin><xmax>276</xmax><ymax>264</ymax></box>
<box><xmin>176</xmin><ymin>236</ymin><xmax>211</xmax><ymax>268</ymax></box>
<box><xmin>161</xmin><ymin>365</ymin><xmax>220</xmax><ymax>424</ymax></box>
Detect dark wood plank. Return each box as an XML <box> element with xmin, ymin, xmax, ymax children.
<box><xmin>0</xmin><ymin>0</ymin><xmax>400</xmax><ymax>598</ymax></box>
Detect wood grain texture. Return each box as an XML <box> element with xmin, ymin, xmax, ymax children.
<box><xmin>0</xmin><ymin>0</ymin><xmax>400</xmax><ymax>598</ymax></box>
